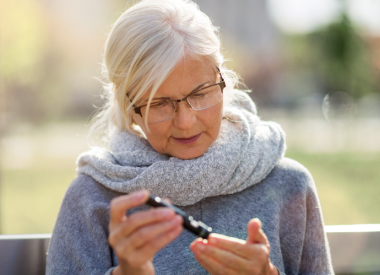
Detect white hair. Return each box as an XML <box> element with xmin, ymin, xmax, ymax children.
<box><xmin>89</xmin><ymin>0</ymin><xmax>242</xmax><ymax>146</ymax></box>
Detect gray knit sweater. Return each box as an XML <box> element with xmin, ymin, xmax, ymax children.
<box><xmin>46</xmin><ymin>91</ymin><xmax>334</xmax><ymax>274</ymax></box>
<box><xmin>46</xmin><ymin>158</ymin><xmax>333</xmax><ymax>274</ymax></box>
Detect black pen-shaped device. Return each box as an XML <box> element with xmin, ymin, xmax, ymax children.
<box><xmin>146</xmin><ymin>194</ymin><xmax>212</xmax><ymax>239</ymax></box>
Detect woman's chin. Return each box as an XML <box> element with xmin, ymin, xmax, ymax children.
<box><xmin>169</xmin><ymin>147</ymin><xmax>207</xmax><ymax>160</ymax></box>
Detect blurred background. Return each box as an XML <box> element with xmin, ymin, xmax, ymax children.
<box><xmin>0</xmin><ymin>0</ymin><xmax>379</xmax><ymax>234</ymax></box>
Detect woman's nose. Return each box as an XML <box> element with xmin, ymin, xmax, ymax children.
<box><xmin>172</xmin><ymin>101</ymin><xmax>197</xmax><ymax>129</ymax></box>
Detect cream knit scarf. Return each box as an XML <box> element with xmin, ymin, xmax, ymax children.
<box><xmin>76</xmin><ymin>91</ymin><xmax>286</xmax><ymax>206</ymax></box>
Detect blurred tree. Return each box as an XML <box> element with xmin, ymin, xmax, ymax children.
<box><xmin>283</xmin><ymin>12</ymin><xmax>379</xmax><ymax>101</ymax></box>
<box><xmin>0</xmin><ymin>0</ymin><xmax>132</xmax><ymax>233</ymax></box>
<box><xmin>310</xmin><ymin>13</ymin><xmax>378</xmax><ymax>99</ymax></box>
<box><xmin>0</xmin><ymin>0</ymin><xmax>49</xmax><ymax>122</ymax></box>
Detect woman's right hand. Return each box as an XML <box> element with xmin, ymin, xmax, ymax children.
<box><xmin>109</xmin><ymin>190</ymin><xmax>183</xmax><ymax>275</ymax></box>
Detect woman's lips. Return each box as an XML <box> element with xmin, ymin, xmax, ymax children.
<box><xmin>173</xmin><ymin>133</ymin><xmax>201</xmax><ymax>145</ymax></box>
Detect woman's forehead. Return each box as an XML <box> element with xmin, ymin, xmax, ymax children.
<box><xmin>156</xmin><ymin>59</ymin><xmax>215</xmax><ymax>95</ymax></box>
<box><xmin>142</xmin><ymin>58</ymin><xmax>217</xmax><ymax>101</ymax></box>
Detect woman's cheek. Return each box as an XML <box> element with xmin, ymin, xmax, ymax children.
<box><xmin>145</xmin><ymin>124</ymin><xmax>172</xmax><ymax>154</ymax></box>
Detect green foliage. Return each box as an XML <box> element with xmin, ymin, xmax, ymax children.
<box><xmin>309</xmin><ymin>14</ymin><xmax>377</xmax><ymax>99</ymax></box>
<box><xmin>283</xmin><ymin>13</ymin><xmax>378</xmax><ymax>100</ymax></box>
<box><xmin>0</xmin><ymin>0</ymin><xmax>64</xmax><ymax>123</ymax></box>
<box><xmin>1</xmin><ymin>168</ymin><xmax>75</xmax><ymax>234</ymax></box>
<box><xmin>287</xmin><ymin>151</ymin><xmax>380</xmax><ymax>225</ymax></box>
<box><xmin>0</xmin><ymin>0</ymin><xmax>47</xmax><ymax>83</ymax></box>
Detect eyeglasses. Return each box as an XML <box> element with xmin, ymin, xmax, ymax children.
<box><xmin>132</xmin><ymin>72</ymin><xmax>225</xmax><ymax>123</ymax></box>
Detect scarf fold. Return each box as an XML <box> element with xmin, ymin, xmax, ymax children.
<box><xmin>76</xmin><ymin>91</ymin><xmax>286</xmax><ymax>206</ymax></box>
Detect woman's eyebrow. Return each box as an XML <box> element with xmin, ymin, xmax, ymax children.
<box><xmin>150</xmin><ymin>81</ymin><xmax>210</xmax><ymax>101</ymax></box>
<box><xmin>190</xmin><ymin>81</ymin><xmax>210</xmax><ymax>93</ymax></box>
<box><xmin>149</xmin><ymin>96</ymin><xmax>171</xmax><ymax>101</ymax></box>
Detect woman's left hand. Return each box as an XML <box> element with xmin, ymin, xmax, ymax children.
<box><xmin>190</xmin><ymin>218</ymin><xmax>278</xmax><ymax>275</ymax></box>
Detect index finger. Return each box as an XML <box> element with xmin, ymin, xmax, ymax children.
<box><xmin>206</xmin><ymin>234</ymin><xmax>266</xmax><ymax>260</ymax></box>
<box><xmin>109</xmin><ymin>189</ymin><xmax>149</xmax><ymax>225</ymax></box>
<box><xmin>206</xmin><ymin>234</ymin><xmax>251</xmax><ymax>258</ymax></box>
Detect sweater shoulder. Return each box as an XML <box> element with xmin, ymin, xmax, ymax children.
<box><xmin>268</xmin><ymin>157</ymin><xmax>316</xmax><ymax>194</ymax></box>
<box><xmin>275</xmin><ymin>157</ymin><xmax>312</xmax><ymax>178</ymax></box>
<box><xmin>63</xmin><ymin>174</ymin><xmax>120</xmax><ymax>214</ymax></box>
<box><xmin>68</xmin><ymin>174</ymin><xmax>119</xmax><ymax>199</ymax></box>
<box><xmin>47</xmin><ymin>177</ymin><xmax>116</xmax><ymax>274</ymax></box>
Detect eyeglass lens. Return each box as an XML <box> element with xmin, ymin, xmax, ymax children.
<box><xmin>140</xmin><ymin>84</ymin><xmax>223</xmax><ymax>123</ymax></box>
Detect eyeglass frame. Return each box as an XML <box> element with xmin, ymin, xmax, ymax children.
<box><xmin>132</xmin><ymin>69</ymin><xmax>225</xmax><ymax>119</ymax></box>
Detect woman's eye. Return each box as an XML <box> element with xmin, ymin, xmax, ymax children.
<box><xmin>150</xmin><ymin>101</ymin><xmax>168</xmax><ymax>109</ymax></box>
<box><xmin>191</xmin><ymin>92</ymin><xmax>208</xmax><ymax>98</ymax></box>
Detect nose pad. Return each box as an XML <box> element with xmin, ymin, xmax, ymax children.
<box><xmin>174</xmin><ymin>100</ymin><xmax>191</xmax><ymax>113</ymax></box>
<box><xmin>175</xmin><ymin>102</ymin><xmax>179</xmax><ymax>112</ymax></box>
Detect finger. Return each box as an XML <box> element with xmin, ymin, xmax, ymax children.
<box><xmin>192</xmin><ymin>246</ymin><xmax>237</xmax><ymax>275</ymax></box>
<box><xmin>192</xmin><ymin>240</ymin><xmax>271</xmax><ymax>274</ymax></box>
<box><xmin>191</xmin><ymin>240</ymin><xmax>247</xmax><ymax>272</ymax></box>
<box><xmin>112</xmin><ymin>215</ymin><xmax>182</xmax><ymax>259</ymax></box>
<box><xmin>206</xmin><ymin>233</ymin><xmax>269</xmax><ymax>260</ymax></box>
<box><xmin>122</xmin><ymin>207</ymin><xmax>176</xmax><ymax>236</ymax></box>
<box><xmin>126</xmin><ymin>215</ymin><xmax>182</xmax><ymax>251</ymax></box>
<box><xmin>109</xmin><ymin>190</ymin><xmax>149</xmax><ymax>229</ymax></box>
<box><xmin>129</xmin><ymin>222</ymin><xmax>183</xmax><ymax>265</ymax></box>
<box><xmin>205</xmin><ymin>234</ymin><xmax>251</xmax><ymax>259</ymax></box>
<box><xmin>109</xmin><ymin>208</ymin><xmax>177</xmax><ymax>248</ymax></box>
<box><xmin>247</xmin><ymin>218</ymin><xmax>268</xmax><ymax>244</ymax></box>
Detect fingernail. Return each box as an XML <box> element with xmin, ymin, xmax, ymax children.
<box><xmin>134</xmin><ymin>190</ymin><xmax>146</xmax><ymax>199</ymax></box>
<box><xmin>197</xmin><ymin>242</ymin><xmax>206</xmax><ymax>252</ymax></box>
<box><xmin>170</xmin><ymin>215</ymin><xmax>181</xmax><ymax>224</ymax></box>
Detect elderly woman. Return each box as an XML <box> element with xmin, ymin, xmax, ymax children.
<box><xmin>46</xmin><ymin>0</ymin><xmax>334</xmax><ymax>274</ymax></box>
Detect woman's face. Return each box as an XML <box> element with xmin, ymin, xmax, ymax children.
<box><xmin>132</xmin><ymin>58</ymin><xmax>223</xmax><ymax>160</ymax></box>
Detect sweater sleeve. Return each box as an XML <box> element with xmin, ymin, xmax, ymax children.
<box><xmin>46</xmin><ymin>175</ymin><xmax>117</xmax><ymax>275</ymax></box>
<box><xmin>298</xmin><ymin>175</ymin><xmax>334</xmax><ymax>274</ymax></box>
<box><xmin>276</xmin><ymin>159</ymin><xmax>334</xmax><ymax>275</ymax></box>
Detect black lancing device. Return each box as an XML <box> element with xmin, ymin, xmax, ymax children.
<box><xmin>146</xmin><ymin>194</ymin><xmax>212</xmax><ymax>239</ymax></box>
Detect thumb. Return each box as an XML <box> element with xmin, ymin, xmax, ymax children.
<box><xmin>246</xmin><ymin>218</ymin><xmax>268</xmax><ymax>244</ymax></box>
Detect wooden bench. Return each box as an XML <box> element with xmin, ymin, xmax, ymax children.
<box><xmin>1</xmin><ymin>225</ymin><xmax>379</xmax><ymax>275</ymax></box>
<box><xmin>325</xmin><ymin>224</ymin><xmax>380</xmax><ymax>274</ymax></box>
<box><xmin>0</xmin><ymin>234</ymin><xmax>50</xmax><ymax>275</ymax></box>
